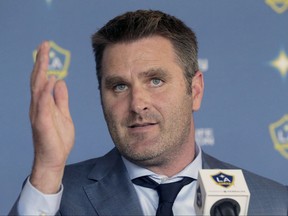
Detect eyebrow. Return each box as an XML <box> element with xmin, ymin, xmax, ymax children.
<box><xmin>103</xmin><ymin>76</ymin><xmax>126</xmax><ymax>89</ymax></box>
<box><xmin>139</xmin><ymin>68</ymin><xmax>169</xmax><ymax>80</ymax></box>
<box><xmin>103</xmin><ymin>67</ymin><xmax>170</xmax><ymax>88</ymax></box>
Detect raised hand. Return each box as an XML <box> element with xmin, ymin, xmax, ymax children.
<box><xmin>29</xmin><ymin>41</ymin><xmax>75</xmax><ymax>194</ymax></box>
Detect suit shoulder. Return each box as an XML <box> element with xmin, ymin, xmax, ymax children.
<box><xmin>202</xmin><ymin>152</ymin><xmax>288</xmax><ymax>200</ymax></box>
<box><xmin>203</xmin><ymin>152</ymin><xmax>286</xmax><ymax>186</ymax></box>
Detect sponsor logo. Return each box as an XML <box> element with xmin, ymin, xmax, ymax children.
<box><xmin>266</xmin><ymin>0</ymin><xmax>288</xmax><ymax>14</ymax></box>
<box><xmin>198</xmin><ymin>58</ymin><xmax>209</xmax><ymax>72</ymax></box>
<box><xmin>269</xmin><ymin>114</ymin><xmax>288</xmax><ymax>159</ymax></box>
<box><xmin>196</xmin><ymin>128</ymin><xmax>215</xmax><ymax>146</ymax></box>
<box><xmin>45</xmin><ymin>0</ymin><xmax>53</xmax><ymax>5</ymax></box>
<box><xmin>33</xmin><ymin>41</ymin><xmax>71</xmax><ymax>79</ymax></box>
<box><xmin>211</xmin><ymin>172</ymin><xmax>234</xmax><ymax>188</ymax></box>
<box><xmin>270</xmin><ymin>49</ymin><xmax>288</xmax><ymax>79</ymax></box>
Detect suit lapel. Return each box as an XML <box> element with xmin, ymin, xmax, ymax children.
<box><xmin>202</xmin><ymin>152</ymin><xmax>213</xmax><ymax>169</ymax></box>
<box><xmin>202</xmin><ymin>151</ymin><xmax>229</xmax><ymax>169</ymax></box>
<box><xmin>83</xmin><ymin>149</ymin><xmax>143</xmax><ymax>216</ymax></box>
<box><xmin>81</xmin><ymin>150</ymin><xmax>225</xmax><ymax>215</ymax></box>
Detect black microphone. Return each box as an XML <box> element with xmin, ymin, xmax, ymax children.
<box><xmin>210</xmin><ymin>198</ymin><xmax>240</xmax><ymax>216</ymax></box>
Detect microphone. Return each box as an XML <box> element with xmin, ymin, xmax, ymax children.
<box><xmin>194</xmin><ymin>169</ymin><xmax>250</xmax><ymax>215</ymax></box>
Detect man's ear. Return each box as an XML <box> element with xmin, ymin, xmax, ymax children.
<box><xmin>191</xmin><ymin>71</ymin><xmax>204</xmax><ymax>111</ymax></box>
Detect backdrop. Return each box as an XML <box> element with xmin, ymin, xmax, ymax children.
<box><xmin>1</xmin><ymin>0</ymin><xmax>288</xmax><ymax>214</ymax></box>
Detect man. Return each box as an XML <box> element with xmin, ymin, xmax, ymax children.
<box><xmin>10</xmin><ymin>10</ymin><xmax>288</xmax><ymax>215</ymax></box>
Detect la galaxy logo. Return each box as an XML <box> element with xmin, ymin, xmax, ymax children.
<box><xmin>266</xmin><ymin>0</ymin><xmax>288</xmax><ymax>14</ymax></box>
<box><xmin>33</xmin><ymin>41</ymin><xmax>71</xmax><ymax>79</ymax></box>
<box><xmin>211</xmin><ymin>172</ymin><xmax>234</xmax><ymax>188</ymax></box>
<box><xmin>269</xmin><ymin>114</ymin><xmax>288</xmax><ymax>159</ymax></box>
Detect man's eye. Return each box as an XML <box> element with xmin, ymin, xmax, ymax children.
<box><xmin>151</xmin><ymin>78</ymin><xmax>163</xmax><ymax>87</ymax></box>
<box><xmin>114</xmin><ymin>84</ymin><xmax>128</xmax><ymax>92</ymax></box>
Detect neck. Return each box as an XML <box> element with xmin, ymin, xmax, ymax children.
<box><xmin>145</xmin><ymin>143</ymin><xmax>196</xmax><ymax>177</ymax></box>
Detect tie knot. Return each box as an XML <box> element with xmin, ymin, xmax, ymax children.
<box><xmin>132</xmin><ymin>176</ymin><xmax>194</xmax><ymax>216</ymax></box>
<box><xmin>156</xmin><ymin>177</ymin><xmax>194</xmax><ymax>203</ymax></box>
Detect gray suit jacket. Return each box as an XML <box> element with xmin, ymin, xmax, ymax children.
<box><xmin>57</xmin><ymin>148</ymin><xmax>288</xmax><ymax>215</ymax></box>
<box><xmin>10</xmin><ymin>148</ymin><xmax>288</xmax><ymax>215</ymax></box>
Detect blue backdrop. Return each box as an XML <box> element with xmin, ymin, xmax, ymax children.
<box><xmin>1</xmin><ymin>0</ymin><xmax>288</xmax><ymax>214</ymax></box>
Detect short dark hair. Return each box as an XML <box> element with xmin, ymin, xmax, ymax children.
<box><xmin>92</xmin><ymin>9</ymin><xmax>199</xmax><ymax>93</ymax></box>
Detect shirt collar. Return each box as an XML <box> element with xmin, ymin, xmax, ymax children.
<box><xmin>122</xmin><ymin>143</ymin><xmax>202</xmax><ymax>182</ymax></box>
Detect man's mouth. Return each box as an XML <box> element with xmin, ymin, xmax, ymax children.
<box><xmin>128</xmin><ymin>122</ymin><xmax>157</xmax><ymax>128</ymax></box>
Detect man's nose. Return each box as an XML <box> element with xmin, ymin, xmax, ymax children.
<box><xmin>129</xmin><ymin>87</ymin><xmax>149</xmax><ymax>114</ymax></box>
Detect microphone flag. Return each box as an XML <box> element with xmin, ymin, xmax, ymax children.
<box><xmin>194</xmin><ymin>169</ymin><xmax>250</xmax><ymax>215</ymax></box>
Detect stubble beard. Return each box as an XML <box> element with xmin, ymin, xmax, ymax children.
<box><xmin>104</xmin><ymin>112</ymin><xmax>165</xmax><ymax>165</ymax></box>
<box><xmin>104</xmin><ymin>105</ymin><xmax>193</xmax><ymax>168</ymax></box>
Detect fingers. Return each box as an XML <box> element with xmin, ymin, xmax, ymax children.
<box><xmin>30</xmin><ymin>44</ymin><xmax>42</xmax><ymax>89</ymax></box>
<box><xmin>31</xmin><ymin>76</ymin><xmax>57</xmax><ymax>126</ymax></box>
<box><xmin>54</xmin><ymin>80</ymin><xmax>71</xmax><ymax>118</ymax></box>
<box><xmin>31</xmin><ymin>42</ymin><xmax>50</xmax><ymax>96</ymax></box>
<box><xmin>29</xmin><ymin>41</ymin><xmax>71</xmax><ymax>123</ymax></box>
<box><xmin>30</xmin><ymin>41</ymin><xmax>50</xmax><ymax>120</ymax></box>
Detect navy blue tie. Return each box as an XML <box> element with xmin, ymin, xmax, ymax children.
<box><xmin>132</xmin><ymin>176</ymin><xmax>194</xmax><ymax>216</ymax></box>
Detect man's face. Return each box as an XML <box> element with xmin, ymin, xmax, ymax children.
<box><xmin>100</xmin><ymin>36</ymin><xmax>203</xmax><ymax>168</ymax></box>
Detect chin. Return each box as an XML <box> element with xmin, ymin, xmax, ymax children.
<box><xmin>121</xmin><ymin>147</ymin><xmax>167</xmax><ymax>167</ymax></box>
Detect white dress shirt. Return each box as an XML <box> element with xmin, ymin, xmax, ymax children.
<box><xmin>123</xmin><ymin>144</ymin><xmax>202</xmax><ymax>216</ymax></box>
<box><xmin>17</xmin><ymin>144</ymin><xmax>202</xmax><ymax>215</ymax></box>
<box><xmin>17</xmin><ymin>177</ymin><xmax>63</xmax><ymax>216</ymax></box>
